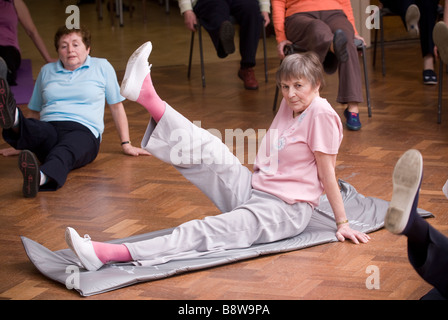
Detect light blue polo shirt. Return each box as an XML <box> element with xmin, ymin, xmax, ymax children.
<box><xmin>28</xmin><ymin>55</ymin><xmax>125</xmax><ymax>138</ymax></box>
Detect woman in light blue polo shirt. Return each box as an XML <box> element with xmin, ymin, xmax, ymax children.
<box><xmin>0</xmin><ymin>25</ymin><xmax>150</xmax><ymax>197</ymax></box>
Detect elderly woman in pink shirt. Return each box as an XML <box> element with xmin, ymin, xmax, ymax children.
<box><xmin>64</xmin><ymin>42</ymin><xmax>369</xmax><ymax>272</ymax></box>
<box><xmin>272</xmin><ymin>0</ymin><xmax>365</xmax><ymax>131</ymax></box>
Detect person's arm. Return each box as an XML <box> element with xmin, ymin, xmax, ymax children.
<box><xmin>271</xmin><ymin>0</ymin><xmax>287</xmax><ymax>43</ymax></box>
<box><xmin>339</xmin><ymin>0</ymin><xmax>358</xmax><ymax>35</ymax></box>
<box><xmin>314</xmin><ymin>151</ymin><xmax>370</xmax><ymax>244</ymax></box>
<box><xmin>108</xmin><ymin>102</ymin><xmax>151</xmax><ymax>156</ymax></box>
<box><xmin>258</xmin><ymin>0</ymin><xmax>271</xmax><ymax>27</ymax></box>
<box><xmin>178</xmin><ymin>0</ymin><xmax>197</xmax><ymax>32</ymax></box>
<box><xmin>271</xmin><ymin>0</ymin><xmax>291</xmax><ymax>58</ymax></box>
<box><xmin>14</xmin><ymin>0</ymin><xmax>56</xmax><ymax>63</ymax></box>
<box><xmin>183</xmin><ymin>10</ymin><xmax>197</xmax><ymax>32</ymax></box>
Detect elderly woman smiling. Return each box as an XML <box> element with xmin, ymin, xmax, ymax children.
<box><xmin>0</xmin><ymin>25</ymin><xmax>150</xmax><ymax>197</ymax></box>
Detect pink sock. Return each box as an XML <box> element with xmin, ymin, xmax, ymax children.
<box><xmin>136</xmin><ymin>72</ymin><xmax>166</xmax><ymax>122</ymax></box>
<box><xmin>91</xmin><ymin>241</ymin><xmax>132</xmax><ymax>264</ymax></box>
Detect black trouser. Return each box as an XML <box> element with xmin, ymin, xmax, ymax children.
<box><xmin>2</xmin><ymin>109</ymin><xmax>100</xmax><ymax>190</ymax></box>
<box><xmin>380</xmin><ymin>0</ymin><xmax>440</xmax><ymax>57</ymax></box>
<box><xmin>0</xmin><ymin>45</ymin><xmax>21</xmax><ymax>85</ymax></box>
<box><xmin>193</xmin><ymin>0</ymin><xmax>262</xmax><ymax>68</ymax></box>
<box><xmin>407</xmin><ymin>218</ymin><xmax>448</xmax><ymax>300</ymax></box>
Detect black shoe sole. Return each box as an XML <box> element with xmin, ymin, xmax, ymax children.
<box><xmin>333</xmin><ymin>29</ymin><xmax>348</xmax><ymax>63</ymax></box>
<box><xmin>219</xmin><ymin>21</ymin><xmax>235</xmax><ymax>55</ymax></box>
<box><xmin>0</xmin><ymin>77</ymin><xmax>15</xmax><ymax>129</ymax></box>
<box><xmin>18</xmin><ymin>150</ymin><xmax>40</xmax><ymax>198</ymax></box>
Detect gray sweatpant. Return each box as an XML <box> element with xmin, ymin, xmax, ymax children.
<box><xmin>124</xmin><ymin>104</ymin><xmax>313</xmax><ymax>266</ymax></box>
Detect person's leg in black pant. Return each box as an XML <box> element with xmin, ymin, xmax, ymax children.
<box><xmin>230</xmin><ymin>0</ymin><xmax>262</xmax><ymax>70</ymax></box>
<box><xmin>386</xmin><ymin>149</ymin><xmax>448</xmax><ymax>300</ymax></box>
<box><xmin>193</xmin><ymin>0</ymin><xmax>232</xmax><ymax>58</ymax></box>
<box><xmin>39</xmin><ymin>121</ymin><xmax>100</xmax><ymax>190</ymax></box>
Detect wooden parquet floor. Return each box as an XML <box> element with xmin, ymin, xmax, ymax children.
<box><xmin>0</xmin><ymin>1</ymin><xmax>447</xmax><ymax>301</ymax></box>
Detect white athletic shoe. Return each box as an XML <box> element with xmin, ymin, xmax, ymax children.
<box><xmin>385</xmin><ymin>149</ymin><xmax>423</xmax><ymax>234</ymax></box>
<box><xmin>65</xmin><ymin>227</ymin><xmax>104</xmax><ymax>271</ymax></box>
<box><xmin>120</xmin><ymin>41</ymin><xmax>153</xmax><ymax>101</ymax></box>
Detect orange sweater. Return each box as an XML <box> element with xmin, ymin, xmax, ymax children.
<box><xmin>271</xmin><ymin>0</ymin><xmax>358</xmax><ymax>43</ymax></box>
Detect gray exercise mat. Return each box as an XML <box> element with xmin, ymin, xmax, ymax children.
<box><xmin>21</xmin><ymin>180</ymin><xmax>432</xmax><ymax>297</ymax></box>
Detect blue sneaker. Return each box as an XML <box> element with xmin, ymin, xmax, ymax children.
<box><xmin>343</xmin><ymin>108</ymin><xmax>361</xmax><ymax>131</ymax></box>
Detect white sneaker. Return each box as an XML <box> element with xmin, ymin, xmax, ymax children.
<box><xmin>385</xmin><ymin>149</ymin><xmax>423</xmax><ymax>234</ymax></box>
<box><xmin>65</xmin><ymin>227</ymin><xmax>104</xmax><ymax>271</ymax></box>
<box><xmin>120</xmin><ymin>41</ymin><xmax>153</xmax><ymax>101</ymax></box>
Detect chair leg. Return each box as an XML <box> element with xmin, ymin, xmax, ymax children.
<box><xmin>262</xmin><ymin>22</ymin><xmax>268</xmax><ymax>83</ymax></box>
<box><xmin>97</xmin><ymin>0</ymin><xmax>103</xmax><ymax>20</ymax></box>
<box><xmin>273</xmin><ymin>85</ymin><xmax>279</xmax><ymax>112</ymax></box>
<box><xmin>187</xmin><ymin>31</ymin><xmax>195</xmax><ymax>80</ymax></box>
<box><xmin>198</xmin><ymin>24</ymin><xmax>206</xmax><ymax>87</ymax></box>
<box><xmin>117</xmin><ymin>0</ymin><xmax>123</xmax><ymax>27</ymax></box>
<box><xmin>438</xmin><ymin>60</ymin><xmax>443</xmax><ymax>124</ymax></box>
<box><xmin>380</xmin><ymin>13</ymin><xmax>386</xmax><ymax>76</ymax></box>
<box><xmin>373</xmin><ymin>28</ymin><xmax>377</xmax><ymax>68</ymax></box>
<box><xmin>361</xmin><ymin>45</ymin><xmax>372</xmax><ymax>117</ymax></box>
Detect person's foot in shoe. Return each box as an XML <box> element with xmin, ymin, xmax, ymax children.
<box><xmin>120</xmin><ymin>41</ymin><xmax>152</xmax><ymax>101</ymax></box>
<box><xmin>65</xmin><ymin>227</ymin><xmax>104</xmax><ymax>271</ymax></box>
<box><xmin>433</xmin><ymin>21</ymin><xmax>448</xmax><ymax>65</ymax></box>
<box><xmin>18</xmin><ymin>150</ymin><xmax>40</xmax><ymax>198</ymax></box>
<box><xmin>333</xmin><ymin>29</ymin><xmax>348</xmax><ymax>63</ymax></box>
<box><xmin>423</xmin><ymin>69</ymin><xmax>437</xmax><ymax>85</ymax></box>
<box><xmin>343</xmin><ymin>107</ymin><xmax>361</xmax><ymax>131</ymax></box>
<box><xmin>218</xmin><ymin>20</ymin><xmax>235</xmax><ymax>58</ymax></box>
<box><xmin>0</xmin><ymin>77</ymin><xmax>18</xmax><ymax>129</ymax></box>
<box><xmin>238</xmin><ymin>67</ymin><xmax>258</xmax><ymax>90</ymax></box>
<box><xmin>405</xmin><ymin>4</ymin><xmax>420</xmax><ymax>37</ymax></box>
<box><xmin>385</xmin><ymin>149</ymin><xmax>423</xmax><ymax>235</ymax></box>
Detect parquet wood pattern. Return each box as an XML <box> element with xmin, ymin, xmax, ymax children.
<box><xmin>0</xmin><ymin>0</ymin><xmax>447</xmax><ymax>300</ymax></box>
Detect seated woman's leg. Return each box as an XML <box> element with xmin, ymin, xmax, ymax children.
<box><xmin>66</xmin><ymin>190</ymin><xmax>314</xmax><ymax>270</ymax></box>
<box><xmin>324</xmin><ymin>11</ymin><xmax>363</xmax><ymax>106</ymax></box>
<box><xmin>193</xmin><ymin>0</ymin><xmax>233</xmax><ymax>58</ymax></box>
<box><xmin>122</xmin><ymin>41</ymin><xmax>253</xmax><ymax>213</ymax></box>
<box><xmin>120</xmin><ymin>42</ymin><xmax>165</xmax><ymax>122</ymax></box>
<box><xmin>39</xmin><ymin>121</ymin><xmax>100</xmax><ymax>190</ymax></box>
<box><xmin>285</xmin><ymin>12</ymin><xmax>333</xmax><ymax>63</ymax></box>
<box><xmin>142</xmin><ymin>103</ymin><xmax>253</xmax><ymax>213</ymax></box>
<box><xmin>386</xmin><ymin>149</ymin><xmax>448</xmax><ymax>299</ymax></box>
<box><xmin>408</xmin><ymin>223</ymin><xmax>448</xmax><ymax>299</ymax></box>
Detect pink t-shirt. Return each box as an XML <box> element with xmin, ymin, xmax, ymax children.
<box><xmin>251</xmin><ymin>96</ymin><xmax>343</xmax><ymax>207</ymax></box>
